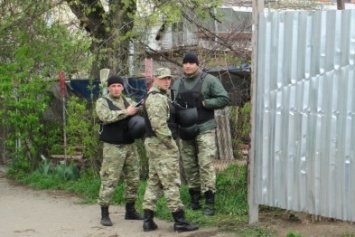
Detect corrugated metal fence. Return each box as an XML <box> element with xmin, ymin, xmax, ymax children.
<box><xmin>251</xmin><ymin>9</ymin><xmax>355</xmax><ymax>222</ymax></box>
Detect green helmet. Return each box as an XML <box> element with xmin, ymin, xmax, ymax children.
<box><xmin>128</xmin><ymin>115</ymin><xmax>146</xmax><ymax>139</ymax></box>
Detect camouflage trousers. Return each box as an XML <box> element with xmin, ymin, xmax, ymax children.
<box><xmin>97</xmin><ymin>142</ymin><xmax>140</xmax><ymax>207</ymax></box>
<box><xmin>178</xmin><ymin>129</ymin><xmax>217</xmax><ymax>193</ymax></box>
<box><xmin>142</xmin><ymin>137</ymin><xmax>184</xmax><ymax>212</ymax></box>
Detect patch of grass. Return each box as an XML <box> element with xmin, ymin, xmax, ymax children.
<box><xmin>216</xmin><ymin>163</ymin><xmax>248</xmax><ymax>217</ymax></box>
<box><xmin>18</xmin><ymin>171</ymin><xmax>66</xmax><ymax>190</ymax></box>
<box><xmin>216</xmin><ymin>224</ymin><xmax>277</xmax><ymax>237</ymax></box>
<box><xmin>340</xmin><ymin>233</ymin><xmax>355</xmax><ymax>237</ymax></box>
<box><xmin>286</xmin><ymin>231</ymin><xmax>305</xmax><ymax>237</ymax></box>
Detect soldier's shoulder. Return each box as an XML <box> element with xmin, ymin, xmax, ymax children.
<box><xmin>171</xmin><ymin>78</ymin><xmax>182</xmax><ymax>88</ymax></box>
<box><xmin>97</xmin><ymin>96</ymin><xmax>111</xmax><ymax>103</ymax></box>
<box><xmin>146</xmin><ymin>93</ymin><xmax>166</xmax><ymax>106</ymax></box>
<box><xmin>203</xmin><ymin>73</ymin><xmax>220</xmax><ymax>84</ymax></box>
<box><xmin>203</xmin><ymin>72</ymin><xmax>217</xmax><ymax>79</ymax></box>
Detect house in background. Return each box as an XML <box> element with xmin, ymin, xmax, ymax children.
<box><xmin>141</xmin><ymin>5</ymin><xmax>253</xmax><ymax>71</ymax></box>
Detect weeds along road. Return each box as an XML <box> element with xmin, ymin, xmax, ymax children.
<box><xmin>0</xmin><ymin>166</ymin><xmax>230</xmax><ymax>237</ymax></box>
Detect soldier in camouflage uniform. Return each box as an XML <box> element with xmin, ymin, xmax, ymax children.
<box><xmin>95</xmin><ymin>75</ymin><xmax>144</xmax><ymax>226</ymax></box>
<box><xmin>171</xmin><ymin>53</ymin><xmax>230</xmax><ymax>216</ymax></box>
<box><xmin>142</xmin><ymin>68</ymin><xmax>199</xmax><ymax>232</ymax></box>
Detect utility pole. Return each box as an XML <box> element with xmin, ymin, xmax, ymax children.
<box><xmin>249</xmin><ymin>0</ymin><xmax>264</xmax><ymax>224</ymax></box>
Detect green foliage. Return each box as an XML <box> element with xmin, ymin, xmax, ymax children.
<box><xmin>37</xmin><ymin>160</ymin><xmax>80</xmax><ymax>181</ymax></box>
<box><xmin>341</xmin><ymin>233</ymin><xmax>355</xmax><ymax>237</ymax></box>
<box><xmin>0</xmin><ymin>1</ymin><xmax>91</xmax><ymax>174</ymax></box>
<box><xmin>136</xmin><ymin>139</ymin><xmax>148</xmax><ymax>180</ymax></box>
<box><xmin>20</xmin><ymin>171</ymin><xmax>66</xmax><ymax>190</ymax></box>
<box><xmin>233</xmin><ymin>226</ymin><xmax>277</xmax><ymax>237</ymax></box>
<box><xmin>230</xmin><ymin>103</ymin><xmax>251</xmax><ymax>159</ymax></box>
<box><xmin>50</xmin><ymin>144</ymin><xmax>64</xmax><ymax>155</ymax></box>
<box><xmin>54</xmin><ymin>163</ymin><xmax>80</xmax><ymax>181</ymax></box>
<box><xmin>38</xmin><ymin>160</ymin><xmax>53</xmax><ymax>176</ymax></box>
<box><xmin>286</xmin><ymin>232</ymin><xmax>306</xmax><ymax>237</ymax></box>
<box><xmin>216</xmin><ymin>163</ymin><xmax>248</xmax><ymax>216</ymax></box>
<box><xmin>65</xmin><ymin>96</ymin><xmax>101</xmax><ymax>173</ymax></box>
<box><xmin>237</xmin><ymin>102</ymin><xmax>251</xmax><ymax>143</ymax></box>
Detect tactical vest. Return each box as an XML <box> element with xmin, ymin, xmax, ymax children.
<box><xmin>99</xmin><ymin>97</ymin><xmax>135</xmax><ymax>144</ymax></box>
<box><xmin>143</xmin><ymin>91</ymin><xmax>178</xmax><ymax>140</ymax></box>
<box><xmin>175</xmin><ymin>72</ymin><xmax>214</xmax><ymax>124</ymax></box>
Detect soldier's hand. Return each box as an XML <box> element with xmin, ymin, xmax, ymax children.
<box><xmin>126</xmin><ymin>105</ymin><xmax>138</xmax><ymax>115</ymax></box>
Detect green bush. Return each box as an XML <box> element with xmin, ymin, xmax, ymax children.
<box><xmin>55</xmin><ymin>163</ymin><xmax>80</xmax><ymax>181</ymax></box>
<box><xmin>230</xmin><ymin>102</ymin><xmax>251</xmax><ymax>159</ymax></box>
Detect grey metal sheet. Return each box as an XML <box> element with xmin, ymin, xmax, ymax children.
<box><xmin>254</xmin><ymin>9</ymin><xmax>355</xmax><ymax>221</ymax></box>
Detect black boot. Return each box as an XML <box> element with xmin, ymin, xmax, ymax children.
<box><xmin>143</xmin><ymin>209</ymin><xmax>158</xmax><ymax>232</ymax></box>
<box><xmin>188</xmin><ymin>188</ymin><xmax>202</xmax><ymax>210</ymax></box>
<box><xmin>125</xmin><ymin>202</ymin><xmax>144</xmax><ymax>220</ymax></box>
<box><xmin>172</xmin><ymin>209</ymin><xmax>199</xmax><ymax>232</ymax></box>
<box><xmin>203</xmin><ymin>190</ymin><xmax>215</xmax><ymax>216</ymax></box>
<box><xmin>100</xmin><ymin>206</ymin><xmax>113</xmax><ymax>226</ymax></box>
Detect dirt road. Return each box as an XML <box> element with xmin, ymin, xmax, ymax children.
<box><xmin>4</xmin><ymin>165</ymin><xmax>355</xmax><ymax>237</ymax></box>
<box><xmin>0</xmin><ymin>167</ymin><xmax>225</xmax><ymax>237</ymax></box>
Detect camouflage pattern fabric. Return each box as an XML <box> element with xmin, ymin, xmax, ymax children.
<box><xmin>143</xmin><ymin>137</ymin><xmax>184</xmax><ymax>212</ymax></box>
<box><xmin>97</xmin><ymin>142</ymin><xmax>140</xmax><ymax>206</ymax></box>
<box><xmin>96</xmin><ymin>95</ymin><xmax>136</xmax><ymax>124</ymax></box>
<box><xmin>142</xmin><ymin>84</ymin><xmax>184</xmax><ymax>212</ymax></box>
<box><xmin>178</xmin><ymin>129</ymin><xmax>217</xmax><ymax>193</ymax></box>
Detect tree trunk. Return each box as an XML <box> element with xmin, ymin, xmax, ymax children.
<box><xmin>64</xmin><ymin>0</ymin><xmax>136</xmax><ymax>79</ymax></box>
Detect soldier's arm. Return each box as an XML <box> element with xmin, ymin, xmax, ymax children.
<box><xmin>202</xmin><ymin>76</ymin><xmax>230</xmax><ymax>109</ymax></box>
<box><xmin>95</xmin><ymin>98</ymin><xmax>130</xmax><ymax>124</ymax></box>
<box><xmin>146</xmin><ymin>94</ymin><xmax>173</xmax><ymax>142</ymax></box>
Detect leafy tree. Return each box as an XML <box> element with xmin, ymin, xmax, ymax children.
<box><xmin>0</xmin><ymin>0</ymin><xmax>91</xmax><ymax>172</ymax></box>
<box><xmin>63</xmin><ymin>0</ymin><xmax>225</xmax><ymax>78</ymax></box>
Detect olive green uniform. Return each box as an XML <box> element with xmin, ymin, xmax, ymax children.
<box><xmin>171</xmin><ymin>69</ymin><xmax>230</xmax><ymax>193</ymax></box>
<box><xmin>142</xmin><ymin>84</ymin><xmax>184</xmax><ymax>212</ymax></box>
<box><xmin>96</xmin><ymin>95</ymin><xmax>140</xmax><ymax>206</ymax></box>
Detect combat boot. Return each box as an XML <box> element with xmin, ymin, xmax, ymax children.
<box><xmin>203</xmin><ymin>190</ymin><xmax>215</xmax><ymax>216</ymax></box>
<box><xmin>143</xmin><ymin>209</ymin><xmax>158</xmax><ymax>231</ymax></box>
<box><xmin>100</xmin><ymin>206</ymin><xmax>113</xmax><ymax>226</ymax></box>
<box><xmin>125</xmin><ymin>202</ymin><xmax>144</xmax><ymax>220</ymax></box>
<box><xmin>172</xmin><ymin>209</ymin><xmax>199</xmax><ymax>232</ymax></box>
<box><xmin>188</xmin><ymin>188</ymin><xmax>202</xmax><ymax>210</ymax></box>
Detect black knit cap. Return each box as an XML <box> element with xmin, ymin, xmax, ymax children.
<box><xmin>182</xmin><ymin>53</ymin><xmax>199</xmax><ymax>65</ymax></box>
<box><xmin>107</xmin><ymin>75</ymin><xmax>124</xmax><ymax>87</ymax></box>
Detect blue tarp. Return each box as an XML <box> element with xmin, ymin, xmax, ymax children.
<box><xmin>68</xmin><ymin>79</ymin><xmax>101</xmax><ymax>101</ymax></box>
<box><xmin>69</xmin><ymin>65</ymin><xmax>251</xmax><ymax>106</ymax></box>
<box><xmin>68</xmin><ymin>77</ymin><xmax>147</xmax><ymax>102</ymax></box>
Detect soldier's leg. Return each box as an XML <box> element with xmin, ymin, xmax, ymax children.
<box><xmin>122</xmin><ymin>144</ymin><xmax>143</xmax><ymax>220</ymax></box>
<box><xmin>98</xmin><ymin>143</ymin><xmax>125</xmax><ymax>206</ymax></box>
<box><xmin>142</xmin><ymin>141</ymin><xmax>162</xmax><ymax>211</ymax></box>
<box><xmin>158</xmin><ymin>152</ymin><xmax>198</xmax><ymax>233</ymax></box>
<box><xmin>179</xmin><ymin>139</ymin><xmax>201</xmax><ymax>210</ymax></box>
<box><xmin>196</xmin><ymin>129</ymin><xmax>217</xmax><ymax>216</ymax></box>
<box><xmin>142</xmin><ymin>168</ymin><xmax>160</xmax><ymax>232</ymax></box>
<box><xmin>142</xmin><ymin>140</ymin><xmax>162</xmax><ymax>231</ymax></box>
<box><xmin>178</xmin><ymin>139</ymin><xmax>200</xmax><ymax>188</ymax></box>
<box><xmin>158</xmin><ymin>155</ymin><xmax>183</xmax><ymax>212</ymax></box>
<box><xmin>98</xmin><ymin>143</ymin><xmax>125</xmax><ymax>225</ymax></box>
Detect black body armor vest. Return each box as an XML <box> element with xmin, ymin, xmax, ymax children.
<box><xmin>99</xmin><ymin>98</ymin><xmax>135</xmax><ymax>144</ymax></box>
<box><xmin>175</xmin><ymin>73</ymin><xmax>214</xmax><ymax>124</ymax></box>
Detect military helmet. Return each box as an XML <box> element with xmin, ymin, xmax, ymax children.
<box><xmin>128</xmin><ymin>115</ymin><xmax>146</xmax><ymax>139</ymax></box>
<box><xmin>178</xmin><ymin>124</ymin><xmax>199</xmax><ymax>140</ymax></box>
<box><xmin>177</xmin><ymin>107</ymin><xmax>198</xmax><ymax>127</ymax></box>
